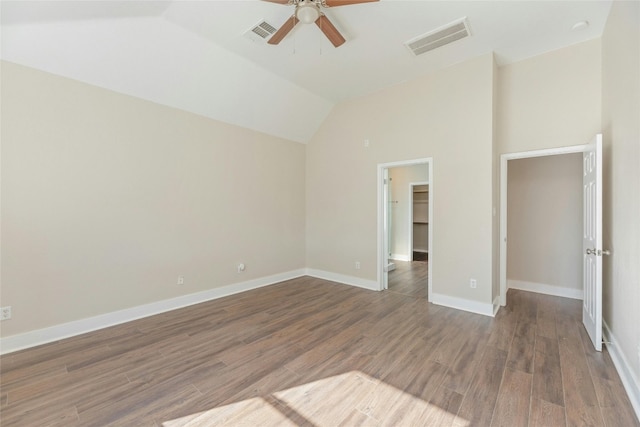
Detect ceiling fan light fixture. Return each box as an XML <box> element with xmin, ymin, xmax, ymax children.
<box><xmin>296</xmin><ymin>2</ymin><xmax>320</xmax><ymax>24</ymax></box>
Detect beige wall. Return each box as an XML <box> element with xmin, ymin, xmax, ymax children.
<box><xmin>492</xmin><ymin>56</ymin><xmax>500</xmax><ymax>302</ymax></box>
<box><xmin>389</xmin><ymin>164</ymin><xmax>428</xmax><ymax>259</ymax></box>
<box><xmin>306</xmin><ymin>54</ymin><xmax>495</xmax><ymax>304</ymax></box>
<box><xmin>1</xmin><ymin>61</ymin><xmax>306</xmax><ymax>337</ymax></box>
<box><xmin>602</xmin><ymin>0</ymin><xmax>640</xmax><ymax>393</ymax></box>
<box><xmin>507</xmin><ymin>154</ymin><xmax>583</xmax><ymax>291</ymax></box>
<box><xmin>498</xmin><ymin>39</ymin><xmax>602</xmax><ymax>154</ymax></box>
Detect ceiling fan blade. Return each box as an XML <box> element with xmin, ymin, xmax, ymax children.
<box><xmin>268</xmin><ymin>15</ymin><xmax>299</xmax><ymax>45</ymax></box>
<box><xmin>324</xmin><ymin>0</ymin><xmax>379</xmax><ymax>6</ymax></box>
<box><xmin>261</xmin><ymin>0</ymin><xmax>290</xmax><ymax>4</ymax></box>
<box><xmin>315</xmin><ymin>14</ymin><xmax>346</xmax><ymax>47</ymax></box>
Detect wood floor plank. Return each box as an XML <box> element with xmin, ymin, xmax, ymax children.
<box><xmin>2</xmin><ymin>372</ymin><xmax>129</xmax><ymax>425</ymax></box>
<box><xmin>285</xmin><ymin>310</ymin><xmax>369</xmax><ymax>363</ymax></box>
<box><xmin>388</xmin><ymin>261</ymin><xmax>428</xmax><ymax>298</ymax></box>
<box><xmin>416</xmin><ymin>384</ymin><xmax>464</xmax><ymax>427</ymax></box>
<box><xmin>591</xmin><ymin>375</ymin><xmax>640</xmax><ymax>427</ymax></box>
<box><xmin>0</xmin><ymin>363</ymin><xmax>68</xmax><ymax>399</ymax></box>
<box><xmin>455</xmin><ymin>345</ymin><xmax>508</xmax><ymax>426</ymax></box>
<box><xmin>532</xmin><ymin>338</ymin><xmax>564</xmax><ymax>406</ymax></box>
<box><xmin>506</xmin><ymin>320</ymin><xmax>537</xmax><ymax>373</ymax></box>
<box><xmin>486</xmin><ymin>308</ymin><xmax>518</xmax><ymax>351</ymax></box>
<box><xmin>0</xmin><ymin>357</ymin><xmax>67</xmax><ymax>391</ymax></box>
<box><xmin>427</xmin><ymin>324</ymin><xmax>467</xmax><ymax>367</ymax></box>
<box><xmin>530</xmin><ymin>397</ymin><xmax>566</xmax><ymax>427</ymax></box>
<box><xmin>358</xmin><ymin>323</ymin><xmax>427</xmax><ymax>381</ymax></box>
<box><xmin>125</xmin><ymin>355</ymin><xmax>227</xmax><ymax>394</ymax></box>
<box><xmin>512</xmin><ymin>289</ymin><xmax>539</xmax><ymax>325</ymax></box>
<box><xmin>1</xmin><ymin>404</ymin><xmax>80</xmax><ymax>427</ymax></box>
<box><xmin>600</xmin><ymin>405</ymin><xmax>640</xmax><ymax>427</ymax></box>
<box><xmin>558</xmin><ymin>325</ymin><xmax>605</xmax><ymax>427</ymax></box>
<box><xmin>1</xmin><ymin>281</ymin><xmax>637</xmax><ymax>426</ymax></box>
<box><xmin>224</xmin><ymin>366</ymin><xmax>302</xmax><ymax>404</ymax></box>
<box><xmin>490</xmin><ymin>368</ymin><xmax>532</xmax><ymax>427</ymax></box>
<box><xmin>400</xmin><ymin>358</ymin><xmax>449</xmax><ymax>403</ymax></box>
<box><xmin>203</xmin><ymin>396</ymin><xmax>298</xmax><ymax>427</ymax></box>
<box><xmin>358</xmin><ymin>340</ymin><xmax>442</xmax><ymax>421</ymax></box>
<box><xmin>305</xmin><ymin>373</ymin><xmax>377</xmax><ymax>425</ymax></box>
<box><xmin>0</xmin><ymin>323</ymin><xmax>141</xmax><ymax>375</ymax></box>
<box><xmin>78</xmin><ymin>382</ymin><xmax>202</xmax><ymax>427</ymax></box>
<box><xmin>536</xmin><ymin>315</ymin><xmax>558</xmax><ymax>340</ymax></box>
<box><xmin>441</xmin><ymin>330</ymin><xmax>489</xmax><ymax>394</ymax></box>
<box><xmin>274</xmin><ymin>371</ymin><xmax>377</xmax><ymax>426</ymax></box>
<box><xmin>336</xmin><ymin>408</ymin><xmax>378</xmax><ymax>427</ymax></box>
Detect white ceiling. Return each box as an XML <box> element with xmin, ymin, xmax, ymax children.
<box><xmin>1</xmin><ymin>1</ymin><xmax>613</xmax><ymax>142</ymax></box>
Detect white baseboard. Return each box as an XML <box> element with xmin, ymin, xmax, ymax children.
<box><xmin>391</xmin><ymin>254</ymin><xmax>411</xmax><ymax>262</ymax></box>
<box><xmin>305</xmin><ymin>268</ymin><xmax>380</xmax><ymax>291</ymax></box>
<box><xmin>0</xmin><ymin>269</ymin><xmax>306</xmax><ymax>355</ymax></box>
<box><xmin>507</xmin><ymin>279</ymin><xmax>583</xmax><ymax>300</ymax></box>
<box><xmin>603</xmin><ymin>321</ymin><xmax>640</xmax><ymax>422</ymax></box>
<box><xmin>431</xmin><ymin>292</ymin><xmax>495</xmax><ymax>317</ymax></box>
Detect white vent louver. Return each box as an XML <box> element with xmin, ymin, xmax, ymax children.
<box><xmin>405</xmin><ymin>18</ymin><xmax>471</xmax><ymax>56</ymax></box>
<box><xmin>244</xmin><ymin>20</ymin><xmax>277</xmax><ymax>42</ymax></box>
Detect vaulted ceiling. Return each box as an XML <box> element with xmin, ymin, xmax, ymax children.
<box><xmin>1</xmin><ymin>1</ymin><xmax>612</xmax><ymax>143</ymax></box>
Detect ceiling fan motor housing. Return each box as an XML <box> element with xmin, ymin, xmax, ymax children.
<box><xmin>296</xmin><ymin>0</ymin><xmax>321</xmax><ymax>24</ymax></box>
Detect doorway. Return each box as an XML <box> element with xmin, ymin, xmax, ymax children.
<box><xmin>499</xmin><ymin>145</ymin><xmax>588</xmax><ymax>306</ymax></box>
<box><xmin>506</xmin><ymin>153</ymin><xmax>583</xmax><ymax>300</ymax></box>
<box><xmin>500</xmin><ymin>136</ymin><xmax>604</xmax><ymax>351</ymax></box>
<box><xmin>378</xmin><ymin>158</ymin><xmax>433</xmax><ymax>301</ymax></box>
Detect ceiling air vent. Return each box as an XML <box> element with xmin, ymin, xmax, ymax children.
<box><xmin>404</xmin><ymin>18</ymin><xmax>471</xmax><ymax>56</ymax></box>
<box><xmin>244</xmin><ymin>20</ymin><xmax>277</xmax><ymax>43</ymax></box>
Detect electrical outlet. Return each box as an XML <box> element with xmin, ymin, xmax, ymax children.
<box><xmin>177</xmin><ymin>276</ymin><xmax>184</xmax><ymax>286</ymax></box>
<box><xmin>355</xmin><ymin>261</ymin><xmax>361</xmax><ymax>270</ymax></box>
<box><xmin>1</xmin><ymin>306</ymin><xmax>12</xmax><ymax>321</ymax></box>
<box><xmin>470</xmin><ymin>279</ymin><xmax>477</xmax><ymax>289</ymax></box>
<box><xmin>237</xmin><ymin>263</ymin><xmax>246</xmax><ymax>273</ymax></box>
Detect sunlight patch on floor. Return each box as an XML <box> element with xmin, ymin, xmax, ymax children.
<box><xmin>162</xmin><ymin>371</ymin><xmax>468</xmax><ymax>426</ymax></box>
<box><xmin>162</xmin><ymin>396</ymin><xmax>297</xmax><ymax>426</ymax></box>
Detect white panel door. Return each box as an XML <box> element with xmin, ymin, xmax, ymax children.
<box><xmin>582</xmin><ymin>134</ymin><xmax>603</xmax><ymax>352</ymax></box>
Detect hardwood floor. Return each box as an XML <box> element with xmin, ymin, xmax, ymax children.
<box><xmin>388</xmin><ymin>260</ymin><xmax>428</xmax><ymax>298</ymax></box>
<box><xmin>1</xmin><ymin>276</ymin><xmax>637</xmax><ymax>426</ymax></box>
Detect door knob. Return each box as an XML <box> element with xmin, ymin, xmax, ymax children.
<box><xmin>598</xmin><ymin>249</ymin><xmax>611</xmax><ymax>256</ymax></box>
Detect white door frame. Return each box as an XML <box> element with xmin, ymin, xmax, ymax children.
<box><xmin>499</xmin><ymin>144</ymin><xmax>588</xmax><ymax>306</ymax></box>
<box><xmin>408</xmin><ymin>181</ymin><xmax>430</xmax><ymax>260</ymax></box>
<box><xmin>377</xmin><ymin>158</ymin><xmax>433</xmax><ymax>299</ymax></box>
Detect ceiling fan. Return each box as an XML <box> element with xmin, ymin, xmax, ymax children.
<box><xmin>263</xmin><ymin>0</ymin><xmax>379</xmax><ymax>47</ymax></box>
